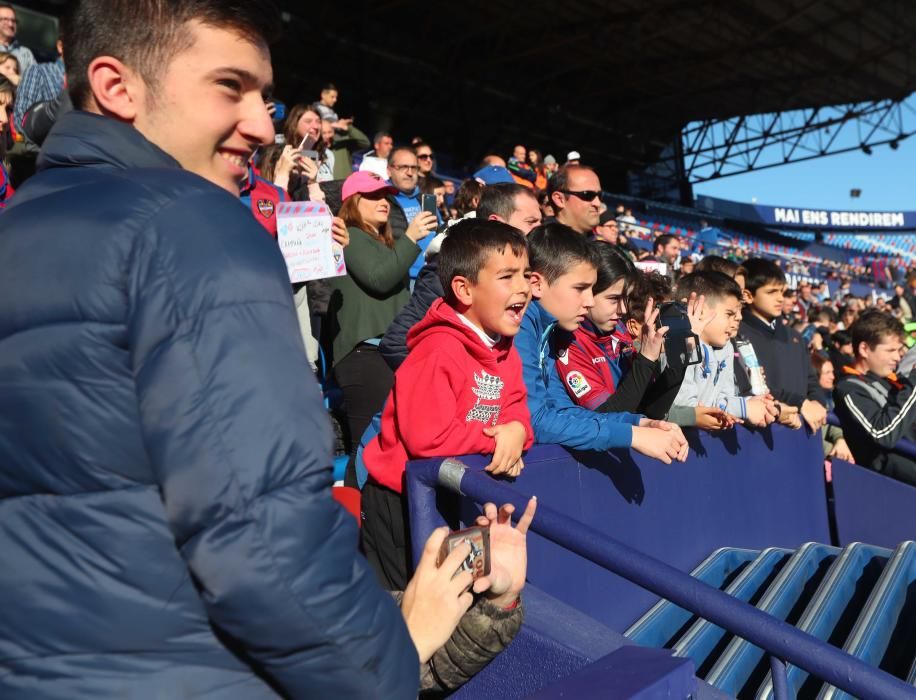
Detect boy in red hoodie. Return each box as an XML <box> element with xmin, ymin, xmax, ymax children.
<box><xmin>361</xmin><ymin>219</ymin><xmax>534</xmax><ymax>589</ymax></box>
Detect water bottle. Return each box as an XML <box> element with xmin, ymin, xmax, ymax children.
<box><xmin>734</xmin><ymin>335</ymin><xmax>768</xmax><ymax>396</ymax></box>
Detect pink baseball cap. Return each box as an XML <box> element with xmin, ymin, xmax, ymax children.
<box><xmin>342</xmin><ymin>171</ymin><xmax>397</xmax><ymax>201</ymax></box>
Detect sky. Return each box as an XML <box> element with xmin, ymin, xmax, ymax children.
<box><xmin>693</xmin><ymin>106</ymin><xmax>916</xmax><ymax>213</ymax></box>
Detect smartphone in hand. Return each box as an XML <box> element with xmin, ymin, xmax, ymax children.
<box><xmin>421</xmin><ymin>194</ymin><xmax>437</xmax><ymax>216</ymax></box>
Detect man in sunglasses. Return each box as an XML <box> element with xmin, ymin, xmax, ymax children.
<box><xmin>387</xmin><ymin>146</ymin><xmax>438</xmax><ymax>279</ymax></box>
<box><xmin>547</xmin><ymin>164</ymin><xmax>603</xmax><ymax>234</ymax></box>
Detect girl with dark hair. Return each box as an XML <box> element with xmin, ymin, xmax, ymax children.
<box><xmin>555</xmin><ymin>243</ymin><xmax>703</xmax><ymax>420</ymax></box>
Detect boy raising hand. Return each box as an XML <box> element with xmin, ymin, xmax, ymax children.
<box><xmin>362</xmin><ymin>220</ymin><xmax>534</xmax><ymax>589</ymax></box>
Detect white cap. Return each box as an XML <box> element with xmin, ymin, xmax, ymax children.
<box><xmin>567</xmin><ymin>150</ymin><xmax>581</xmax><ymax>162</ymax></box>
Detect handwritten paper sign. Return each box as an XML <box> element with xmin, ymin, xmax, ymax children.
<box><xmin>276</xmin><ymin>201</ymin><xmax>346</xmax><ymax>283</ymax></box>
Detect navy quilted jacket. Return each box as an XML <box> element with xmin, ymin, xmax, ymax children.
<box><xmin>0</xmin><ymin>111</ymin><xmax>418</xmax><ymax>698</ymax></box>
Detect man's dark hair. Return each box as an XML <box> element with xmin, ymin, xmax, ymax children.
<box><xmin>65</xmin><ymin>0</ymin><xmax>282</xmax><ymax>109</ymax></box>
<box><xmin>627</xmin><ymin>272</ymin><xmax>672</xmax><ymax>324</ymax></box>
<box><xmin>592</xmin><ymin>240</ymin><xmax>635</xmax><ymax>294</ymax></box>
<box><xmin>321</xmin><ymin>82</ymin><xmax>337</xmax><ymax>92</ymax></box>
<box><xmin>695</xmin><ymin>255</ymin><xmax>744</xmax><ymax>279</ymax></box>
<box><xmin>832</xmin><ymin>329</ymin><xmax>851</xmax><ymax>348</ymax></box>
<box><xmin>675</xmin><ymin>271</ymin><xmax>742</xmax><ymax>305</ymax></box>
<box><xmin>527</xmin><ymin>222</ymin><xmax>599</xmax><ymax>283</ymax></box>
<box><xmin>546</xmin><ymin>164</ymin><xmax>597</xmax><ymax>198</ymax></box>
<box><xmin>373</xmin><ymin>130</ymin><xmax>392</xmax><ymax>144</ymax></box>
<box><xmin>653</xmin><ymin>234</ymin><xmax>678</xmax><ymax>255</ymax></box>
<box><xmin>438</xmin><ymin>219</ymin><xmax>527</xmax><ymax>305</ymax></box>
<box><xmin>477</xmin><ymin>183</ymin><xmax>536</xmax><ymax>222</ymax></box>
<box><xmin>850</xmin><ymin>310</ymin><xmax>904</xmax><ymax>357</ymax></box>
<box><xmin>742</xmin><ymin>257</ymin><xmax>787</xmax><ymax>293</ymax></box>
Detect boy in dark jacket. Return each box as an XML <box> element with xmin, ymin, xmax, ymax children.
<box><xmin>739</xmin><ymin>258</ymin><xmax>828</xmax><ymax>433</ymax></box>
<box><xmin>362</xmin><ymin>219</ymin><xmax>535</xmax><ymax>589</ymax></box>
<box><xmin>834</xmin><ymin>310</ymin><xmax>916</xmax><ymax>486</ymax></box>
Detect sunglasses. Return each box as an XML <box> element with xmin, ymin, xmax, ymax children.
<box><xmin>561</xmin><ymin>189</ymin><xmax>601</xmax><ymax>202</ymax></box>
<box><xmin>417</xmin><ymin>153</ymin><xmax>434</xmax><ymax>160</ymax></box>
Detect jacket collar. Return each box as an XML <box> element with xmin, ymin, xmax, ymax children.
<box><xmin>38</xmin><ymin>110</ymin><xmax>181</xmax><ymax>174</ymax></box>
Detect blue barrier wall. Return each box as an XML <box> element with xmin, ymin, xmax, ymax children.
<box><xmin>831</xmin><ymin>459</ymin><xmax>916</xmax><ymax>548</ymax></box>
<box><xmin>408</xmin><ymin>424</ymin><xmax>831</xmax><ymax>633</ymax></box>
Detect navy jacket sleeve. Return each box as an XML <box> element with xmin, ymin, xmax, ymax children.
<box><xmin>380</xmin><ymin>258</ymin><xmax>443</xmax><ymax>371</ymax></box>
<box><xmin>127</xmin><ymin>192</ymin><xmax>418</xmax><ymax>699</ymax></box>
<box><xmin>516</xmin><ymin>311</ymin><xmax>637</xmax><ymax>450</ymax></box>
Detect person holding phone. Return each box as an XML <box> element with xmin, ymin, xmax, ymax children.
<box><xmin>387</xmin><ymin>147</ymin><xmax>441</xmax><ymax>280</ymax></box>
<box><xmin>329</xmin><ymin>171</ymin><xmax>437</xmax><ymax>483</ymax></box>
<box><xmin>280</xmin><ymin>103</ymin><xmax>335</xmax><ymax>182</ymax></box>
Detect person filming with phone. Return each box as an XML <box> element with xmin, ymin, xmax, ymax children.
<box><xmin>387</xmin><ymin>146</ymin><xmax>441</xmax><ymax>281</ymax></box>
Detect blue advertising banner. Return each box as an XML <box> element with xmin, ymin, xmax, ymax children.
<box><xmin>696</xmin><ymin>195</ymin><xmax>916</xmax><ymax>230</ymax></box>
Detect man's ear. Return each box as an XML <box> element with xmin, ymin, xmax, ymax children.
<box><xmin>487</xmin><ymin>214</ymin><xmax>505</xmax><ymax>223</ymax></box>
<box><xmin>529</xmin><ymin>271</ymin><xmax>547</xmax><ymax>299</ymax></box>
<box><xmin>86</xmin><ymin>56</ymin><xmax>142</xmax><ymax>122</ymax></box>
<box><xmin>450</xmin><ymin>275</ymin><xmax>474</xmax><ymax>307</ymax></box>
<box><xmin>741</xmin><ymin>287</ymin><xmax>754</xmax><ymax>304</ymax></box>
<box><xmin>550</xmin><ymin>191</ymin><xmax>565</xmax><ymax>210</ymax></box>
<box><xmin>857</xmin><ymin>341</ymin><xmax>871</xmax><ymax>360</ymax></box>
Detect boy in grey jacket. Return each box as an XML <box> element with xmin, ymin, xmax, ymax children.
<box><xmin>670</xmin><ymin>272</ymin><xmax>777</xmax><ymax>429</ymax></box>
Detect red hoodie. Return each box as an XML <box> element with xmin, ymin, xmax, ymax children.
<box><xmin>363</xmin><ymin>298</ymin><xmax>534</xmax><ymax>493</ymax></box>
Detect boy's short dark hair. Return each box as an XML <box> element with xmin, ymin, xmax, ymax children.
<box><xmin>527</xmin><ymin>222</ymin><xmax>599</xmax><ymax>283</ymax></box>
<box><xmin>627</xmin><ymin>272</ymin><xmax>672</xmax><ymax>324</ymax></box>
<box><xmin>742</xmin><ymin>258</ymin><xmax>786</xmax><ymax>293</ymax></box>
<box><xmin>66</xmin><ymin>0</ymin><xmax>282</xmax><ymax>109</ymax></box>
<box><xmin>438</xmin><ymin>219</ymin><xmax>528</xmax><ymax>305</ymax></box>
<box><xmin>477</xmin><ymin>183</ymin><xmax>535</xmax><ymax>221</ymax></box>
<box><xmin>675</xmin><ymin>271</ymin><xmax>742</xmax><ymax>305</ymax></box>
<box><xmin>850</xmin><ymin>310</ymin><xmax>904</xmax><ymax>357</ymax></box>
<box><xmin>694</xmin><ymin>255</ymin><xmax>745</xmax><ymax>280</ymax></box>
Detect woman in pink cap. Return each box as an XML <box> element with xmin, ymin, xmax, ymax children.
<box><xmin>330</xmin><ymin>171</ymin><xmax>438</xmax><ymax>483</ymax></box>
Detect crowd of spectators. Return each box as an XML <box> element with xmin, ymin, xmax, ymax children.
<box><xmin>1</xmin><ymin>1</ymin><xmax>915</xmax><ymax>698</ymax></box>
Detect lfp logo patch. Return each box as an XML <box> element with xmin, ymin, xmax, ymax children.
<box><xmin>565</xmin><ymin>371</ymin><xmax>591</xmax><ymax>398</ymax></box>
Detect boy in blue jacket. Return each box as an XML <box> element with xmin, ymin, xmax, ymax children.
<box><xmin>517</xmin><ymin>224</ymin><xmax>689</xmax><ymax>463</ymax></box>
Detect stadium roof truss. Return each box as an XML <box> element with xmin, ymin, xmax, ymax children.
<box><xmin>678</xmin><ymin>96</ymin><xmax>916</xmax><ymax>183</ymax></box>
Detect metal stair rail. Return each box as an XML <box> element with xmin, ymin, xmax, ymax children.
<box><xmin>406</xmin><ymin>457</ymin><xmax>916</xmax><ymax>700</ymax></box>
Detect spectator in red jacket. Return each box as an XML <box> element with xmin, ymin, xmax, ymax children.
<box><xmin>361</xmin><ymin>219</ymin><xmax>534</xmax><ymax>589</ymax></box>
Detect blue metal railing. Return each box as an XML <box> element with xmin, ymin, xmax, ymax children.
<box><xmin>406</xmin><ymin>458</ymin><xmax>916</xmax><ymax>700</ymax></box>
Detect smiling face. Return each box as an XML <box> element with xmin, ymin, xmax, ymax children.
<box><xmin>589</xmin><ymin>278</ymin><xmax>628</xmax><ymax>333</ymax></box>
<box><xmin>0</xmin><ymin>7</ymin><xmax>16</xmax><ymax>43</ymax></box>
<box><xmin>700</xmin><ymin>294</ymin><xmax>742</xmax><ymax>347</ymax></box>
<box><xmin>130</xmin><ymin>22</ymin><xmax>275</xmax><ymax>194</ymax></box>
<box><xmin>355</xmin><ymin>191</ymin><xmax>391</xmax><ymax>231</ymax></box>
<box><xmin>458</xmin><ymin>246</ymin><xmax>531</xmax><ymax>338</ymax></box>
<box><xmin>295</xmin><ymin>107</ymin><xmax>321</xmax><ymax>142</ymax></box>
<box><xmin>531</xmin><ymin>262</ymin><xmax>597</xmax><ymax>331</ymax></box>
